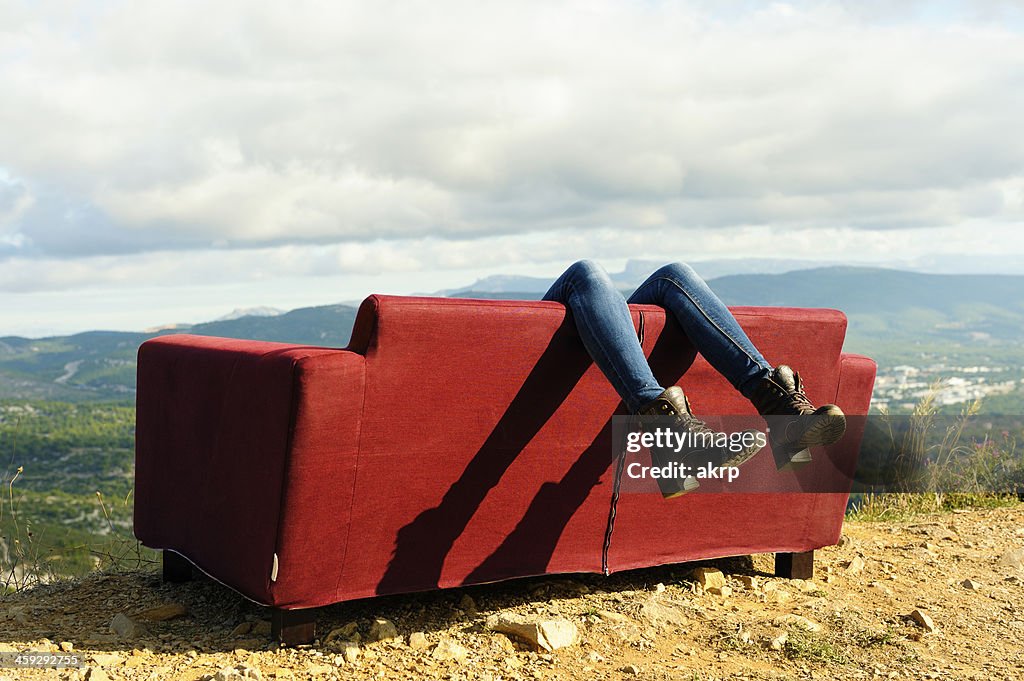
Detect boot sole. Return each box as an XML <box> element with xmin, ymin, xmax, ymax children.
<box><xmin>660</xmin><ymin>475</ymin><xmax>701</xmax><ymax>499</ymax></box>
<box><xmin>772</xmin><ymin>411</ymin><xmax>847</xmax><ymax>471</ymax></box>
<box><xmin>796</xmin><ymin>411</ymin><xmax>847</xmax><ymax>448</ymax></box>
<box><xmin>774</xmin><ymin>445</ymin><xmax>813</xmax><ymax>471</ymax></box>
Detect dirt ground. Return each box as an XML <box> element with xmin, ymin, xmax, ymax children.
<box><xmin>1</xmin><ymin>504</ymin><xmax>1023</xmax><ymax>681</ymax></box>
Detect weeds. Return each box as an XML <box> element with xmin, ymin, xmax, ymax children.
<box><xmin>89</xmin><ymin>490</ymin><xmax>157</xmax><ymax>574</ymax></box>
<box><xmin>847</xmin><ymin>491</ymin><xmax>1019</xmax><ymax>522</ymax></box>
<box><xmin>1</xmin><ymin>410</ymin><xmax>155</xmax><ymax>598</ymax></box>
<box><xmin>2</xmin><ymin>466</ymin><xmax>48</xmax><ymax>594</ymax></box>
<box><xmin>782</xmin><ymin>613</ymin><xmax>906</xmax><ymax>666</ymax></box>
<box><xmin>782</xmin><ymin>627</ymin><xmax>848</xmax><ymax>664</ymax></box>
<box><xmin>713</xmin><ymin>623</ymin><xmax>750</xmax><ymax>653</ymax></box>
<box><xmin>849</xmin><ymin>386</ymin><xmax>1023</xmax><ymax>521</ymax></box>
<box><xmin>708</xmin><ymin>611</ymin><xmax>907</xmax><ymax>670</ymax></box>
<box><xmin>1</xmin><ymin>411</ymin><xmax>49</xmax><ymax>594</ymax></box>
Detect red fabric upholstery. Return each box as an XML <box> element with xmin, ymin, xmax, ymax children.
<box><xmin>134</xmin><ymin>295</ymin><xmax>876</xmax><ymax>609</ymax></box>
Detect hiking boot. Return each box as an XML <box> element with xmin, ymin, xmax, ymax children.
<box><xmin>635</xmin><ymin>386</ymin><xmax>765</xmax><ymax>499</ymax></box>
<box><xmin>749</xmin><ymin>365</ymin><xmax>847</xmax><ymax>470</ymax></box>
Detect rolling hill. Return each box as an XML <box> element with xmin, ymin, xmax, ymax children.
<box><xmin>2</xmin><ymin>267</ymin><xmax>1022</xmax><ymax>401</ymax></box>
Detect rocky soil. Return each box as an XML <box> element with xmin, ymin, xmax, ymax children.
<box><xmin>2</xmin><ymin>504</ymin><xmax>1023</xmax><ymax>681</ymax></box>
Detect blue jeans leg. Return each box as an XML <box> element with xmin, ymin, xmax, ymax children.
<box><xmin>543</xmin><ymin>260</ymin><xmax>665</xmax><ymax>413</ymax></box>
<box><xmin>627</xmin><ymin>262</ymin><xmax>772</xmax><ymax>398</ymax></box>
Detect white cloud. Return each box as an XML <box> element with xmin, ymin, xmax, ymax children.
<box><xmin>0</xmin><ymin>0</ymin><xmax>1022</xmax><ymax>264</ymax></box>
<box><xmin>2</xmin><ymin>0</ymin><xmax>1024</xmax><ymax>337</ymax></box>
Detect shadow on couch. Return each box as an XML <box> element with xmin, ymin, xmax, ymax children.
<box><xmin>377</xmin><ymin>316</ymin><xmax>694</xmax><ymax>595</ymax></box>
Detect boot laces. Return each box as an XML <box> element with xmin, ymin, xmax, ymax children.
<box><xmin>679</xmin><ymin>412</ymin><xmax>714</xmax><ymax>435</ymax></box>
<box><xmin>784</xmin><ymin>384</ymin><xmax>815</xmax><ymax>414</ymax></box>
<box><xmin>679</xmin><ymin>395</ymin><xmax>714</xmax><ymax>435</ymax></box>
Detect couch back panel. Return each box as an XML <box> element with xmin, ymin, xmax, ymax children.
<box><xmin>337</xmin><ymin>295</ymin><xmax>852</xmax><ymax>600</ymax></box>
<box><xmin>135</xmin><ymin>336</ymin><xmax>349</xmax><ymax>601</ymax></box>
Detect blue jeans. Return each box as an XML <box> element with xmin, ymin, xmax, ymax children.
<box><xmin>543</xmin><ymin>260</ymin><xmax>772</xmax><ymax>413</ymax></box>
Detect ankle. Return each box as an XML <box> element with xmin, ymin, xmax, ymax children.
<box><xmin>739</xmin><ymin>366</ymin><xmax>773</xmax><ymax>399</ymax></box>
<box><xmin>630</xmin><ymin>386</ymin><xmax>669</xmax><ymax>414</ymax></box>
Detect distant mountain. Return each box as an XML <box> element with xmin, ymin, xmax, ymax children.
<box><xmin>0</xmin><ymin>304</ymin><xmax>358</xmax><ymax>401</ymax></box>
<box><xmin>708</xmin><ymin>267</ymin><xmax>1024</xmax><ymax>313</ymax></box>
<box><xmin>614</xmin><ymin>258</ymin><xmax>845</xmax><ymax>283</ymax></box>
<box><xmin>707</xmin><ymin>267</ymin><xmax>1024</xmax><ymax>351</ymax></box>
<box><xmin>437</xmin><ymin>275</ymin><xmax>553</xmax><ymax>296</ymax></box>
<box><xmin>187</xmin><ymin>304</ymin><xmax>355</xmax><ymax>346</ymax></box>
<box><xmin>439</xmin><ymin>258</ymin><xmax>839</xmax><ymax>296</ymax></box>
<box><xmin>2</xmin><ymin>266</ymin><xmax>1022</xmax><ymax>401</ymax></box>
<box><xmin>214</xmin><ymin>306</ymin><xmax>284</xmax><ymax>321</ymax></box>
<box><xmin>448</xmin><ymin>266</ymin><xmax>1024</xmax><ymax>350</ymax></box>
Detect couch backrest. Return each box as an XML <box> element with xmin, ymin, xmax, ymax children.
<box><xmin>335</xmin><ymin>295</ymin><xmax>850</xmax><ymax>599</ymax></box>
<box><xmin>348</xmin><ymin>294</ymin><xmax>847</xmax><ymax>413</ymax></box>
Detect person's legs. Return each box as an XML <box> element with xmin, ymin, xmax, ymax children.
<box><xmin>542</xmin><ymin>260</ymin><xmax>664</xmax><ymax>413</ymax></box>
<box><xmin>624</xmin><ymin>262</ymin><xmax>846</xmax><ymax>468</ymax></box>
<box><xmin>627</xmin><ymin>262</ymin><xmax>772</xmax><ymax>398</ymax></box>
<box><xmin>544</xmin><ymin>259</ymin><xmax>764</xmax><ymax>498</ymax></box>
<box><xmin>545</xmin><ymin>260</ymin><xmax>843</xmax><ymax>477</ymax></box>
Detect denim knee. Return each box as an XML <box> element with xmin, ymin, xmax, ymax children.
<box><xmin>565</xmin><ymin>259</ymin><xmax>613</xmax><ymax>288</ymax></box>
<box><xmin>651</xmin><ymin>261</ymin><xmax>699</xmax><ymax>283</ymax></box>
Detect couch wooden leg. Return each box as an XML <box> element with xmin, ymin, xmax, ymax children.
<box><xmin>272</xmin><ymin>608</ymin><xmax>318</xmax><ymax>646</ymax></box>
<box><xmin>162</xmin><ymin>550</ymin><xmax>194</xmax><ymax>583</ymax></box>
<box><xmin>775</xmin><ymin>550</ymin><xmax>814</xmax><ymax>580</ymax></box>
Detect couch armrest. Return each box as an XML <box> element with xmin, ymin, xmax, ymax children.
<box><xmin>804</xmin><ymin>352</ymin><xmax>877</xmax><ymax>534</ymax></box>
<box><xmin>835</xmin><ymin>353</ymin><xmax>877</xmax><ymax>415</ymax></box>
<box><xmin>134</xmin><ymin>335</ymin><xmax>365</xmax><ymax>606</ymax></box>
<box><xmin>832</xmin><ymin>351</ymin><xmax>877</xmax><ymax>477</ymax></box>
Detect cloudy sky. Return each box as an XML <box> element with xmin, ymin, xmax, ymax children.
<box><xmin>2</xmin><ymin>0</ymin><xmax>1023</xmax><ymax>336</ymax></box>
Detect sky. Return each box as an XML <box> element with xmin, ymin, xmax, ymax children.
<box><xmin>2</xmin><ymin>0</ymin><xmax>1024</xmax><ymax>336</ymax></box>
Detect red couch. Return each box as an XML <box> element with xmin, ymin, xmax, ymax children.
<box><xmin>134</xmin><ymin>295</ymin><xmax>876</xmax><ymax>644</ymax></box>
